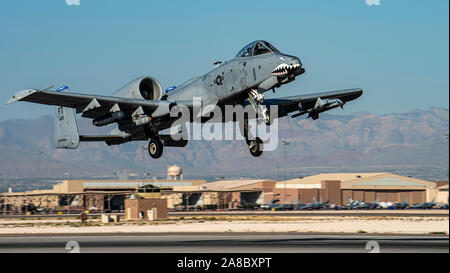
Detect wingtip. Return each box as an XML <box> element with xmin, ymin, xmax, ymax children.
<box><xmin>353</xmin><ymin>88</ymin><xmax>363</xmax><ymax>97</ymax></box>
<box><xmin>6</xmin><ymin>95</ymin><xmax>19</xmax><ymax>105</ymax></box>
<box><xmin>6</xmin><ymin>89</ymin><xmax>37</xmax><ymax>105</ymax></box>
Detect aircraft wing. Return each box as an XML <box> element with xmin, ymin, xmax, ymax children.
<box><xmin>7</xmin><ymin>88</ymin><xmax>175</xmax><ymax>119</ymax></box>
<box><xmin>264</xmin><ymin>88</ymin><xmax>363</xmax><ymax>120</ymax></box>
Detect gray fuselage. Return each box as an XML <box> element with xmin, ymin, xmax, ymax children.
<box><xmin>166</xmin><ymin>52</ymin><xmax>302</xmax><ymax>107</ymax></box>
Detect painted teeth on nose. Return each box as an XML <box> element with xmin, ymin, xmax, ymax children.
<box><xmin>272</xmin><ymin>63</ymin><xmax>289</xmax><ymax>75</ymax></box>
<box><xmin>272</xmin><ymin>63</ymin><xmax>300</xmax><ymax>75</ymax></box>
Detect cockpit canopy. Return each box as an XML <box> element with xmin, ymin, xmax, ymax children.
<box><xmin>236</xmin><ymin>40</ymin><xmax>280</xmax><ymax>58</ymax></box>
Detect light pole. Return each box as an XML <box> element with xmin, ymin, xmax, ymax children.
<box><xmin>276</xmin><ymin>161</ymin><xmax>279</xmax><ymax>182</ymax></box>
<box><xmin>446</xmin><ymin>134</ymin><xmax>449</xmax><ymax>181</ymax></box>
<box><xmin>140</xmin><ymin>145</ymin><xmax>147</xmax><ymax>161</ymax></box>
<box><xmin>282</xmin><ymin>140</ymin><xmax>290</xmax><ymax>205</ymax></box>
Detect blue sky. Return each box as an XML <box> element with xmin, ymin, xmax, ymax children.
<box><xmin>0</xmin><ymin>0</ymin><xmax>448</xmax><ymax>121</ymax></box>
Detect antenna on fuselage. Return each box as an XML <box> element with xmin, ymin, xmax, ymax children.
<box><xmin>213</xmin><ymin>61</ymin><xmax>222</xmax><ymax>67</ymax></box>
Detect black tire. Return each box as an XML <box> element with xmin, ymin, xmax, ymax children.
<box><xmin>248</xmin><ymin>137</ymin><xmax>263</xmax><ymax>157</ymax></box>
<box><xmin>263</xmin><ymin>110</ymin><xmax>271</xmax><ymax>126</ymax></box>
<box><xmin>148</xmin><ymin>137</ymin><xmax>163</xmax><ymax>159</ymax></box>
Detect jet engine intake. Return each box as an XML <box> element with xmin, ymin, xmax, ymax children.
<box><xmin>113</xmin><ymin>77</ymin><xmax>164</xmax><ymax>101</ymax></box>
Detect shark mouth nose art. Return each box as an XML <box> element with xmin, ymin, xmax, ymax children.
<box><xmin>271</xmin><ymin>63</ymin><xmax>301</xmax><ymax>76</ymax></box>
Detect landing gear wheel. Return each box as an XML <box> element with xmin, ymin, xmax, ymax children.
<box><xmin>248</xmin><ymin>137</ymin><xmax>263</xmax><ymax>157</ymax></box>
<box><xmin>148</xmin><ymin>137</ymin><xmax>163</xmax><ymax>159</ymax></box>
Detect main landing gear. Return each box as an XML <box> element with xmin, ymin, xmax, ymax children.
<box><xmin>148</xmin><ymin>136</ymin><xmax>163</xmax><ymax>159</ymax></box>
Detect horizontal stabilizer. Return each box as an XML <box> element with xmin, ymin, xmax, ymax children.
<box><xmin>80</xmin><ymin>134</ymin><xmax>147</xmax><ymax>146</ymax></box>
<box><xmin>79</xmin><ymin>135</ymin><xmax>127</xmax><ymax>142</ymax></box>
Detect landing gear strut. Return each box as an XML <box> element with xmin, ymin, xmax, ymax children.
<box><xmin>248</xmin><ymin>89</ymin><xmax>271</xmax><ymax>126</ymax></box>
<box><xmin>148</xmin><ymin>136</ymin><xmax>163</xmax><ymax>159</ymax></box>
<box><xmin>240</xmin><ymin>113</ymin><xmax>263</xmax><ymax>157</ymax></box>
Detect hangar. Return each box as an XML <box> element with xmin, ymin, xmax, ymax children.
<box><xmin>167</xmin><ymin>180</ymin><xmax>276</xmax><ymax>209</ymax></box>
<box><xmin>437</xmin><ymin>184</ymin><xmax>449</xmax><ymax>203</ymax></box>
<box><xmin>0</xmin><ymin>172</ymin><xmax>446</xmax><ymax>213</ymax></box>
<box><xmin>274</xmin><ymin>173</ymin><xmax>443</xmax><ymax>205</ymax></box>
<box><xmin>0</xmin><ymin>178</ymin><xmax>205</xmax><ymax>213</ymax></box>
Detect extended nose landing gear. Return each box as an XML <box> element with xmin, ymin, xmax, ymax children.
<box><xmin>148</xmin><ymin>136</ymin><xmax>163</xmax><ymax>159</ymax></box>
<box><xmin>248</xmin><ymin>137</ymin><xmax>263</xmax><ymax>157</ymax></box>
<box><xmin>248</xmin><ymin>89</ymin><xmax>271</xmax><ymax>126</ymax></box>
<box><xmin>240</xmin><ymin>112</ymin><xmax>264</xmax><ymax>157</ymax></box>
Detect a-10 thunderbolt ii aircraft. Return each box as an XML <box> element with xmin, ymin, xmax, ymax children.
<box><xmin>7</xmin><ymin>40</ymin><xmax>363</xmax><ymax>159</ymax></box>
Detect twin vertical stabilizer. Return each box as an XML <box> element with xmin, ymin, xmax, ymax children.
<box><xmin>54</xmin><ymin>86</ymin><xmax>80</xmax><ymax>149</ymax></box>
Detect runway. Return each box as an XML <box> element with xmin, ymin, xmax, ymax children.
<box><xmin>0</xmin><ymin>233</ymin><xmax>447</xmax><ymax>253</ymax></box>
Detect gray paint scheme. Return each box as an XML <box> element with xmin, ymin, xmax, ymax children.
<box><xmin>7</xmin><ymin>40</ymin><xmax>363</xmax><ymax>158</ymax></box>
<box><xmin>54</xmin><ymin>105</ymin><xmax>79</xmax><ymax>149</ymax></box>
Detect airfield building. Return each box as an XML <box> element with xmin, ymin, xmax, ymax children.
<box><xmin>274</xmin><ymin>173</ymin><xmax>444</xmax><ymax>205</ymax></box>
<box><xmin>0</xmin><ymin>172</ymin><xmax>446</xmax><ymax>213</ymax></box>
<box><xmin>437</xmin><ymin>184</ymin><xmax>449</xmax><ymax>203</ymax></box>
<box><xmin>0</xmin><ymin>179</ymin><xmax>205</xmax><ymax>212</ymax></box>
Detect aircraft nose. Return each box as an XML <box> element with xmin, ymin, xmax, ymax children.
<box><xmin>272</xmin><ymin>55</ymin><xmax>305</xmax><ymax>76</ymax></box>
<box><xmin>293</xmin><ymin>57</ymin><xmax>305</xmax><ymax>75</ymax></box>
<box><xmin>272</xmin><ymin>57</ymin><xmax>305</xmax><ymax>76</ymax></box>
<box><xmin>293</xmin><ymin>57</ymin><xmax>302</xmax><ymax>67</ymax></box>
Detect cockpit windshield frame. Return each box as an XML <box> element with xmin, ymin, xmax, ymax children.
<box><xmin>236</xmin><ymin>40</ymin><xmax>280</xmax><ymax>58</ymax></box>
<box><xmin>261</xmin><ymin>41</ymin><xmax>280</xmax><ymax>54</ymax></box>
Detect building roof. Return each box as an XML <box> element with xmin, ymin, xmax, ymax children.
<box><xmin>277</xmin><ymin>173</ymin><xmax>436</xmax><ymax>190</ymax></box>
<box><xmin>277</xmin><ymin>173</ymin><xmax>386</xmax><ymax>187</ymax></box>
<box><xmin>1</xmin><ymin>179</ymin><xmax>206</xmax><ymax>196</ymax></box>
<box><xmin>172</xmin><ymin>179</ymin><xmax>274</xmax><ymax>192</ymax></box>
<box><xmin>82</xmin><ymin>181</ymin><xmax>193</xmax><ymax>188</ymax></box>
<box><xmin>342</xmin><ymin>173</ymin><xmax>436</xmax><ymax>189</ymax></box>
<box><xmin>200</xmin><ymin>180</ymin><xmax>264</xmax><ymax>190</ymax></box>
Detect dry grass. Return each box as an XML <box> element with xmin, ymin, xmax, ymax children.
<box><xmin>0</xmin><ymin>215</ymin><xmax>447</xmax><ymax>230</ymax></box>
<box><xmin>0</xmin><ymin>218</ymin><xmax>447</xmax><ymax>235</ymax></box>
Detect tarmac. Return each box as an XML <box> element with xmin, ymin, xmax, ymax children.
<box><xmin>0</xmin><ymin>233</ymin><xmax>447</xmax><ymax>253</ymax></box>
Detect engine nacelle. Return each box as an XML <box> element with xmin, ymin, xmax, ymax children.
<box><xmin>113</xmin><ymin>77</ymin><xmax>164</xmax><ymax>101</ymax></box>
